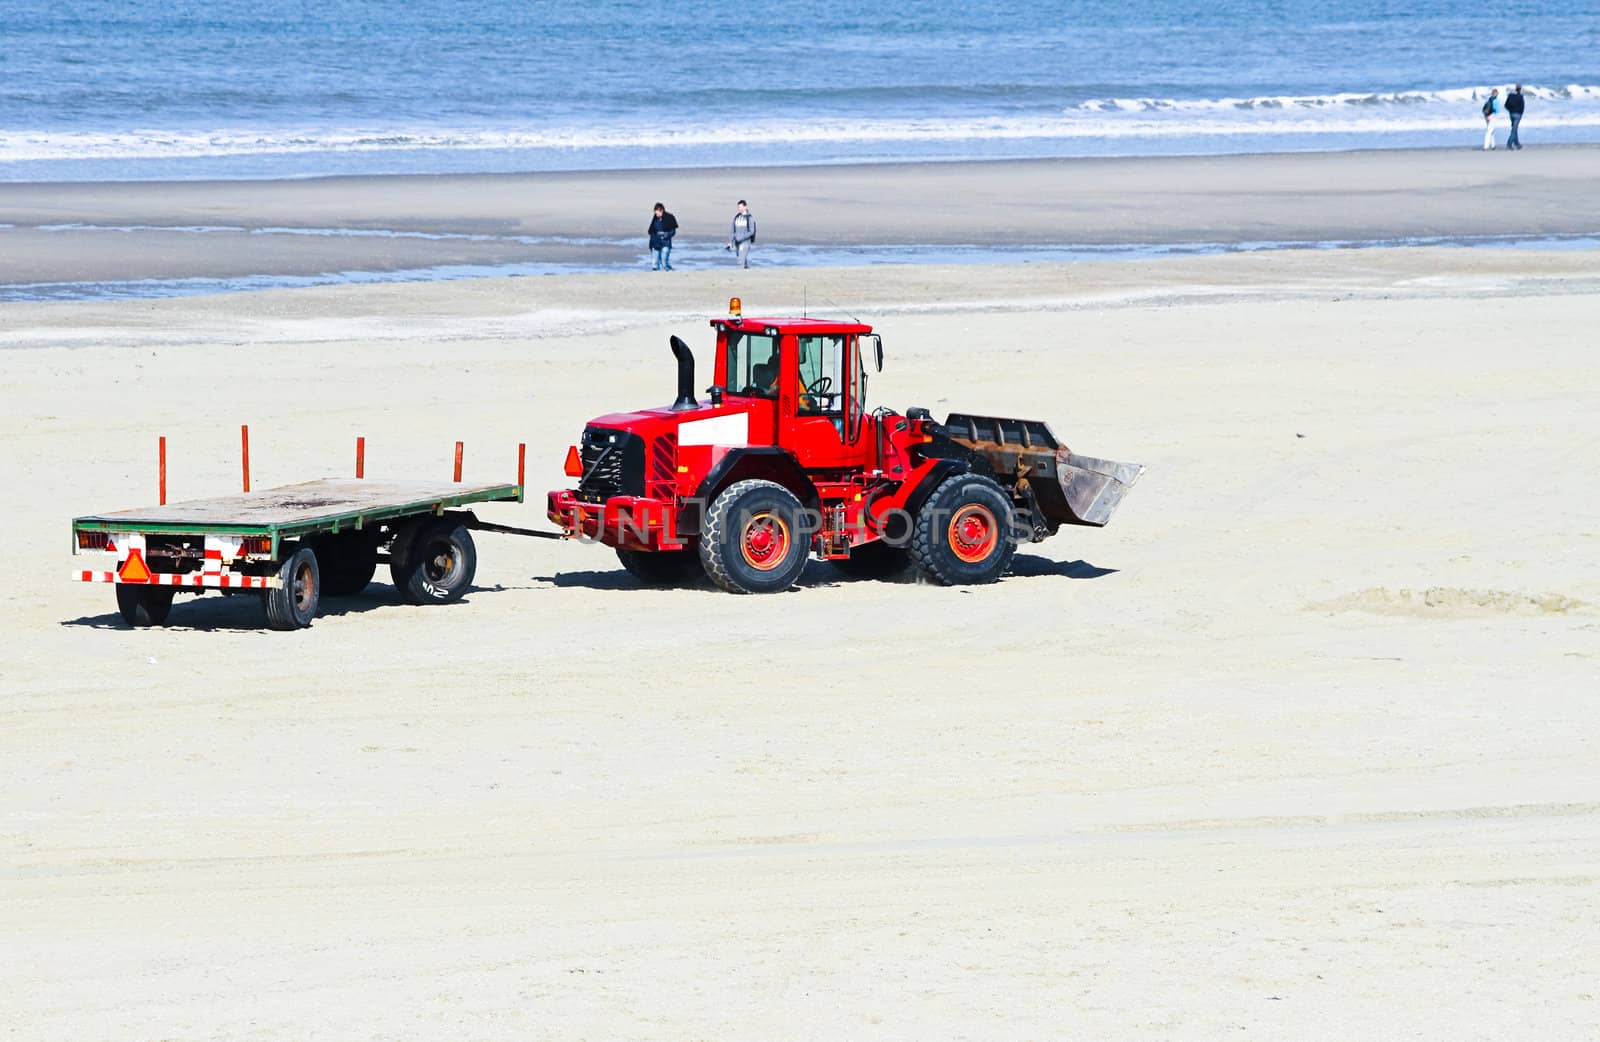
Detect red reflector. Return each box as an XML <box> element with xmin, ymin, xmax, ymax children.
<box><xmin>119</xmin><ymin>549</ymin><xmax>152</xmax><ymax>584</ymax></box>
<box><xmin>564</xmin><ymin>445</ymin><xmax>583</xmax><ymax>477</ymax></box>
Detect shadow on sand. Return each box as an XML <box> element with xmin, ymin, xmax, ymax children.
<box><xmin>59</xmin><ymin>583</ymin><xmax>503</xmax><ymax>631</ymax></box>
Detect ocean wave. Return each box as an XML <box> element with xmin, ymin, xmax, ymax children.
<box><xmin>1074</xmin><ymin>83</ymin><xmax>1600</xmax><ymax>113</ymax></box>
<box><xmin>3</xmin><ymin>84</ymin><xmax>1599</xmax><ymax>163</ymax></box>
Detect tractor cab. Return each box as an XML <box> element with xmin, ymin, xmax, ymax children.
<box><xmin>712</xmin><ymin>300</ymin><xmax>882</xmax><ymax>471</ymax></box>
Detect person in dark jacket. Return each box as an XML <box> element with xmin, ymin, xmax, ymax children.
<box><xmin>1505</xmin><ymin>85</ymin><xmax>1526</xmax><ymax>150</ymax></box>
<box><xmin>648</xmin><ymin>203</ymin><xmax>678</xmax><ymax>270</ymax></box>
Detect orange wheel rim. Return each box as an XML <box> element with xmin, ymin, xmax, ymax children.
<box><xmin>947</xmin><ymin>505</ymin><xmax>998</xmax><ymax>563</ymax></box>
<box><xmin>740</xmin><ymin>511</ymin><xmax>791</xmax><ymax>571</ymax></box>
<box><xmin>293</xmin><ymin>562</ymin><xmax>316</xmax><ymax>611</ymax></box>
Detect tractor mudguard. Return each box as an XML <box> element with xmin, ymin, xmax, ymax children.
<box><xmin>685</xmin><ymin>447</ymin><xmax>819</xmax><ymax>535</ymax></box>
<box><xmin>898</xmin><ymin>458</ymin><xmax>969</xmax><ymax>521</ymax></box>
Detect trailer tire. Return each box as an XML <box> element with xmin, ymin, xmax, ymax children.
<box><xmin>116</xmin><ymin>584</ymin><xmax>174</xmax><ymax>627</ymax></box>
<box><xmin>910</xmin><ymin>473</ymin><xmax>1017</xmax><ymax>586</ymax></box>
<box><xmin>617</xmin><ymin>547</ymin><xmax>703</xmax><ymax>586</ymax></box>
<box><xmin>830</xmin><ymin>539</ymin><xmax>912</xmax><ymax>580</ymax></box>
<box><xmin>264</xmin><ymin>544</ymin><xmax>321</xmax><ymax>630</ymax></box>
<box><xmin>699</xmin><ymin>479</ymin><xmax>809</xmax><ymax>594</ymax></box>
<box><xmin>391</xmin><ymin>519</ymin><xmax>476</xmax><ymax>604</ymax></box>
<box><xmin>311</xmin><ymin>534</ymin><xmax>378</xmax><ymax>596</ymax></box>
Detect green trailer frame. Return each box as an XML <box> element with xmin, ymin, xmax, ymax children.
<box><xmin>72</xmin><ymin>477</ymin><xmax>540</xmax><ymax>630</ymax></box>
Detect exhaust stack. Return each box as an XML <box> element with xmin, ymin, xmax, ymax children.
<box><xmin>669</xmin><ymin>336</ymin><xmax>697</xmax><ymax>411</ymax></box>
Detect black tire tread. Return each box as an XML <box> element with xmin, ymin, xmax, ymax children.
<box><xmin>264</xmin><ymin>544</ymin><xmax>320</xmax><ymax>630</ymax></box>
<box><xmin>392</xmin><ymin>519</ymin><xmax>477</xmax><ymax>605</ymax></box>
<box><xmin>909</xmin><ymin>472</ymin><xmax>1018</xmax><ymax>586</ymax></box>
<box><xmin>116</xmin><ymin>585</ymin><xmax>174</xmax><ymax>627</ymax></box>
<box><xmin>698</xmin><ymin>479</ymin><xmax>808</xmax><ymax>594</ymax></box>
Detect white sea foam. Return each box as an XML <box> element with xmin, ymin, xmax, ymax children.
<box><xmin>1</xmin><ymin>85</ymin><xmax>1596</xmax><ymax>166</ymax></box>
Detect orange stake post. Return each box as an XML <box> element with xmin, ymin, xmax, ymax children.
<box><xmin>159</xmin><ymin>436</ymin><xmax>167</xmax><ymax>505</ymax></box>
<box><xmin>241</xmin><ymin>424</ymin><xmax>251</xmax><ymax>493</ymax></box>
<box><xmin>517</xmin><ymin>442</ymin><xmax>526</xmax><ymax>497</ymax></box>
<box><xmin>356</xmin><ymin>436</ymin><xmax>365</xmax><ymax>478</ymax></box>
<box><xmin>453</xmin><ymin>441</ymin><xmax>464</xmax><ymax>482</ymax></box>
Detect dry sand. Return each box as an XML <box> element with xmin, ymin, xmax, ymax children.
<box><xmin>2</xmin><ymin>161</ymin><xmax>1600</xmax><ymax>1040</ymax></box>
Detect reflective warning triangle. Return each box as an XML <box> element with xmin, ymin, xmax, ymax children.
<box><xmin>119</xmin><ymin>548</ymin><xmax>152</xmax><ymax>583</ymax></box>
<box><xmin>105</xmin><ymin>538</ymin><xmax>117</xmax><ymax>553</ymax></box>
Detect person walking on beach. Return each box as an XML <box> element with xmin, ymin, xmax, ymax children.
<box><xmin>727</xmin><ymin>200</ymin><xmax>757</xmax><ymax>268</ymax></box>
<box><xmin>648</xmin><ymin>202</ymin><xmax>678</xmax><ymax>270</ymax></box>
<box><xmin>1505</xmin><ymin>84</ymin><xmax>1526</xmax><ymax>150</ymax></box>
<box><xmin>1481</xmin><ymin>88</ymin><xmax>1501</xmax><ymax>150</ymax></box>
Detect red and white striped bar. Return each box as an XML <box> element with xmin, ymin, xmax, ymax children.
<box><xmin>74</xmin><ymin>570</ymin><xmax>281</xmax><ymax>589</ymax></box>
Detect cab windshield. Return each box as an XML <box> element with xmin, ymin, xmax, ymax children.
<box><xmin>724</xmin><ymin>331</ymin><xmax>779</xmax><ymax>398</ymax></box>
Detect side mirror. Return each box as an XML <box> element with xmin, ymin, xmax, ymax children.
<box><xmin>865</xmin><ymin>334</ymin><xmax>884</xmax><ymax>372</ymax></box>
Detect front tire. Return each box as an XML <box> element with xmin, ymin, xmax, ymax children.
<box><xmin>264</xmin><ymin>544</ymin><xmax>321</xmax><ymax>630</ymax></box>
<box><xmin>116</xmin><ymin>584</ymin><xmax>174</xmax><ymax>627</ymax></box>
<box><xmin>910</xmin><ymin>473</ymin><xmax>1017</xmax><ymax>586</ymax></box>
<box><xmin>617</xmin><ymin>547</ymin><xmax>703</xmax><ymax>586</ymax></box>
<box><xmin>698</xmin><ymin>479</ymin><xmax>809</xmax><ymax>594</ymax></box>
<box><xmin>390</xmin><ymin>518</ymin><xmax>477</xmax><ymax>604</ymax></box>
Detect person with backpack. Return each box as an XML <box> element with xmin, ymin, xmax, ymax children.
<box><xmin>1505</xmin><ymin>85</ymin><xmax>1526</xmax><ymax>150</ymax></box>
<box><xmin>726</xmin><ymin>200</ymin><xmax>757</xmax><ymax>268</ymax></box>
<box><xmin>1481</xmin><ymin>88</ymin><xmax>1501</xmax><ymax>150</ymax></box>
<box><xmin>648</xmin><ymin>202</ymin><xmax>678</xmax><ymax>271</ymax></box>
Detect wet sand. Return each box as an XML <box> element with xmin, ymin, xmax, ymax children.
<box><xmin>3</xmin><ymin>146</ymin><xmax>1600</xmax><ymax>287</ymax></box>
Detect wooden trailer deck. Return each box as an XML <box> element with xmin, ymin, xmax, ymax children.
<box><xmin>73</xmin><ymin>478</ymin><xmax>522</xmax><ymax>540</ymax></box>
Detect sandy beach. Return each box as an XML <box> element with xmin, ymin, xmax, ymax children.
<box><xmin>3</xmin><ymin>152</ymin><xmax>1600</xmax><ymax>1040</ymax></box>
<box><xmin>5</xmin><ymin>147</ymin><xmax>1600</xmax><ymax>289</ymax></box>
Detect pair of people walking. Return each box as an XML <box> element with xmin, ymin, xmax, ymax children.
<box><xmin>1482</xmin><ymin>85</ymin><xmax>1526</xmax><ymax>151</ymax></box>
<box><xmin>646</xmin><ymin>200</ymin><xmax>758</xmax><ymax>270</ymax></box>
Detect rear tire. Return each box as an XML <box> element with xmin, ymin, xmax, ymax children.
<box><xmin>116</xmin><ymin>585</ymin><xmax>174</xmax><ymax>627</ymax></box>
<box><xmin>830</xmin><ymin>539</ymin><xmax>912</xmax><ymax>580</ymax></box>
<box><xmin>264</xmin><ymin>544</ymin><xmax>321</xmax><ymax>630</ymax></box>
<box><xmin>617</xmin><ymin>547</ymin><xmax>703</xmax><ymax>586</ymax></box>
<box><xmin>910</xmin><ymin>473</ymin><xmax>1017</xmax><ymax>586</ymax></box>
<box><xmin>391</xmin><ymin>518</ymin><xmax>477</xmax><ymax>604</ymax></box>
<box><xmin>698</xmin><ymin>479</ymin><xmax>809</xmax><ymax>594</ymax></box>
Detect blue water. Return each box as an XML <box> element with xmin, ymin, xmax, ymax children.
<box><xmin>3</xmin><ymin>0</ymin><xmax>1598</xmax><ymax>181</ymax></box>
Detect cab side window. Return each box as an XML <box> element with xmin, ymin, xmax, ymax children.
<box><xmin>795</xmin><ymin>335</ymin><xmax>845</xmax><ymax>415</ymax></box>
<box><xmin>727</xmin><ymin>332</ymin><xmax>780</xmax><ymax>398</ymax></box>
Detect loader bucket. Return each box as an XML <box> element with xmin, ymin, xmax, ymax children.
<box><xmin>935</xmin><ymin>413</ymin><xmax>1145</xmax><ymax>530</ymax></box>
<box><xmin>1052</xmin><ymin>452</ymin><xmax>1146</xmax><ymax>527</ymax></box>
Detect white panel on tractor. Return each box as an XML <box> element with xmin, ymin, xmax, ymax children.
<box><xmin>678</xmin><ymin>413</ymin><xmax>750</xmax><ymax>447</ymax></box>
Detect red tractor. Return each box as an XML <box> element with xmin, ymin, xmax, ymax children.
<box><xmin>547</xmin><ymin>299</ymin><xmax>1142</xmax><ymax>594</ymax></box>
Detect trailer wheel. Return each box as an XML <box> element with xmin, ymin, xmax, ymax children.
<box><xmin>116</xmin><ymin>584</ymin><xmax>174</xmax><ymax>627</ymax></box>
<box><xmin>830</xmin><ymin>539</ymin><xmax>912</xmax><ymax>580</ymax></box>
<box><xmin>311</xmin><ymin>534</ymin><xmax>378</xmax><ymax>596</ymax></box>
<box><xmin>699</xmin><ymin>479</ymin><xmax>809</xmax><ymax>594</ymax></box>
<box><xmin>264</xmin><ymin>544</ymin><xmax>321</xmax><ymax>630</ymax></box>
<box><xmin>391</xmin><ymin>519</ymin><xmax>476</xmax><ymax>604</ymax></box>
<box><xmin>617</xmin><ymin>547</ymin><xmax>703</xmax><ymax>586</ymax></box>
<box><xmin>910</xmin><ymin>473</ymin><xmax>1017</xmax><ymax>586</ymax></box>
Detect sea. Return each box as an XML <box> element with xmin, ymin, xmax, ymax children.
<box><xmin>4</xmin><ymin>0</ymin><xmax>1599</xmax><ymax>182</ymax></box>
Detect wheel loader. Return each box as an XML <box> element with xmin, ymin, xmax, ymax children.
<box><xmin>547</xmin><ymin>299</ymin><xmax>1142</xmax><ymax>593</ymax></box>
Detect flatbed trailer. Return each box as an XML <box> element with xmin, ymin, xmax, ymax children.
<box><xmin>72</xmin><ymin>477</ymin><xmax>543</xmax><ymax>630</ymax></box>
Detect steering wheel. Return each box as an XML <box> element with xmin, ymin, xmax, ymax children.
<box><xmin>804</xmin><ymin>376</ymin><xmax>834</xmax><ymax>395</ymax></box>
